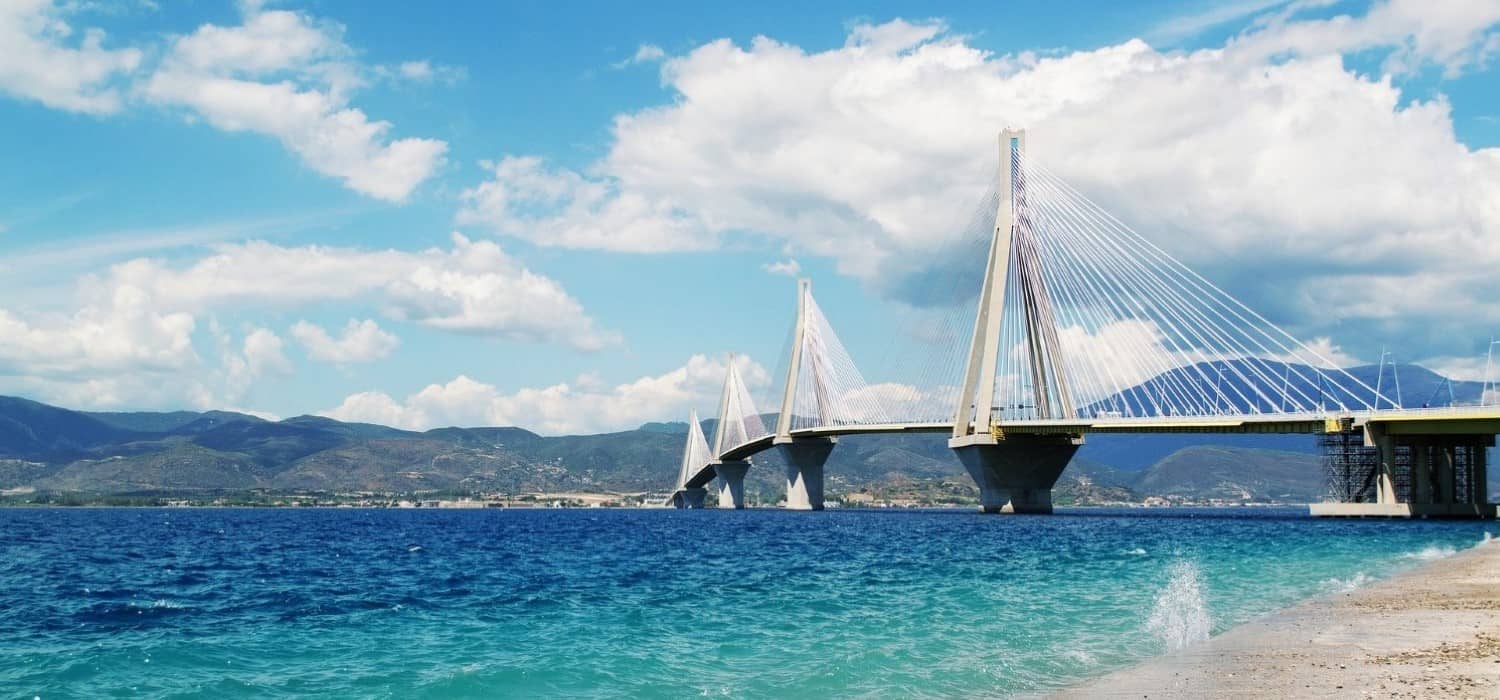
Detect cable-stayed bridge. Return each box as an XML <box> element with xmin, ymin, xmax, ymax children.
<box><xmin>666</xmin><ymin>129</ymin><xmax>1498</xmax><ymax>518</ymax></box>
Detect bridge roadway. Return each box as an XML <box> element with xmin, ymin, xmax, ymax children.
<box><xmin>685</xmin><ymin>406</ymin><xmax>1500</xmax><ymax>493</ymax></box>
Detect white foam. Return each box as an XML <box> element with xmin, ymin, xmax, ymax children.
<box><xmin>1145</xmin><ymin>560</ymin><xmax>1212</xmax><ymax>652</ymax></box>
<box><xmin>1401</xmin><ymin>545</ymin><xmax>1458</xmax><ymax>562</ymax></box>
<box><xmin>1320</xmin><ymin>571</ymin><xmax>1374</xmax><ymax>594</ymax></box>
<box><xmin>1126</xmin><ymin>548</ymin><xmax>1146</xmax><ymax>556</ymax></box>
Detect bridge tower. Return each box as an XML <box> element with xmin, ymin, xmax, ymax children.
<box><xmin>774</xmin><ymin>279</ymin><xmax>838</xmax><ymax>510</ymax></box>
<box><xmin>949</xmin><ymin>128</ymin><xmax>1083</xmax><ymax>513</ymax></box>
<box><xmin>709</xmin><ymin>360</ymin><xmax>753</xmax><ymax>509</ymax></box>
<box><xmin>666</xmin><ymin>408</ymin><xmax>711</xmax><ymax>509</ymax></box>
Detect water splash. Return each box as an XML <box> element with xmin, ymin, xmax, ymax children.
<box><xmin>1145</xmin><ymin>560</ymin><xmax>1211</xmax><ymax>652</ymax></box>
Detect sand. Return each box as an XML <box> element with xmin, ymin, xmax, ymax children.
<box><xmin>1053</xmin><ymin>538</ymin><xmax>1500</xmax><ymax>699</ymax></box>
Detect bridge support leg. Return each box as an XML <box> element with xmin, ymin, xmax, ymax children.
<box><xmin>1411</xmin><ymin>439</ymin><xmax>1433</xmax><ymax>505</ymax></box>
<box><xmin>713</xmin><ymin>460</ymin><xmax>750</xmax><ymax>509</ymax></box>
<box><xmin>950</xmin><ymin>435</ymin><xmax>1081</xmax><ymax>514</ymax></box>
<box><xmin>777</xmin><ymin>437</ymin><xmax>835</xmax><ymax>511</ymax></box>
<box><xmin>1374</xmin><ymin>433</ymin><xmax>1398</xmax><ymax>506</ymax></box>
<box><xmin>672</xmin><ymin>487</ymin><xmax>708</xmax><ymax>509</ymax></box>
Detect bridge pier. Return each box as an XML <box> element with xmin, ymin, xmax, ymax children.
<box><xmin>713</xmin><ymin>460</ymin><xmax>751</xmax><ymax>509</ymax></box>
<box><xmin>670</xmin><ymin>487</ymin><xmax>708</xmax><ymax>509</ymax></box>
<box><xmin>950</xmin><ymin>434</ymin><xmax>1082</xmax><ymax>514</ymax></box>
<box><xmin>1312</xmin><ymin>426</ymin><xmax>1495</xmax><ymax>519</ymax></box>
<box><xmin>777</xmin><ymin>437</ymin><xmax>835</xmax><ymax>511</ymax></box>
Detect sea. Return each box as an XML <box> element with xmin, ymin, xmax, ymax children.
<box><xmin>1</xmin><ymin>506</ymin><xmax>1494</xmax><ymax>698</ymax></box>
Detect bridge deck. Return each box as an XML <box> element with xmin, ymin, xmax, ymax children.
<box><xmin>697</xmin><ymin>407</ymin><xmax>1500</xmax><ymax>479</ymax></box>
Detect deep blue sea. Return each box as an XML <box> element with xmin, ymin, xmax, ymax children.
<box><xmin>1</xmin><ymin>507</ymin><xmax>1495</xmax><ymax>698</ymax></box>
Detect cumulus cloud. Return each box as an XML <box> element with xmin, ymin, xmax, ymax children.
<box><xmin>323</xmin><ymin>354</ymin><xmax>769</xmax><ymax>434</ymax></box>
<box><xmin>457</xmin><ymin>156</ymin><xmax>706</xmax><ymax>251</ymax></box>
<box><xmin>215</xmin><ymin>324</ymin><xmax>293</xmax><ymax>401</ymax></box>
<box><xmin>0</xmin><ymin>233</ymin><xmax>613</xmax><ymax>410</ymax></box>
<box><xmin>139</xmin><ymin>4</ymin><xmax>447</xmax><ymax>201</ymax></box>
<box><xmin>0</xmin><ymin>284</ymin><xmax>196</xmax><ymax>377</ymax></box>
<box><xmin>291</xmin><ymin>319</ymin><xmax>400</xmax><ymax>364</ymax></box>
<box><xmin>98</xmin><ymin>233</ymin><xmax>616</xmax><ymax>350</ymax></box>
<box><xmin>454</xmin><ymin>4</ymin><xmax>1500</xmax><ymax>361</ymax></box>
<box><xmin>0</xmin><ymin>0</ymin><xmax>142</xmax><ymax>113</ymax></box>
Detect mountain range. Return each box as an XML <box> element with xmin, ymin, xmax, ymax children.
<box><xmin>0</xmin><ymin>362</ymin><xmax>1493</xmax><ymax>504</ymax></box>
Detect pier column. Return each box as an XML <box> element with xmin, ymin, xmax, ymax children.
<box><xmin>1474</xmin><ymin>446</ymin><xmax>1489</xmax><ymax>506</ymax></box>
<box><xmin>1411</xmin><ymin>439</ymin><xmax>1433</xmax><ymax>504</ymax></box>
<box><xmin>1372</xmin><ymin>432</ymin><xmax>1398</xmax><ymax>506</ymax></box>
<box><xmin>713</xmin><ymin>460</ymin><xmax>750</xmax><ymax>509</ymax></box>
<box><xmin>672</xmin><ymin>487</ymin><xmax>707</xmax><ymax>509</ymax></box>
<box><xmin>776</xmin><ymin>437</ymin><xmax>835</xmax><ymax>511</ymax></box>
<box><xmin>1437</xmin><ymin>444</ymin><xmax>1456</xmax><ymax>505</ymax></box>
<box><xmin>949</xmin><ymin>434</ymin><xmax>1082</xmax><ymax>514</ymax></box>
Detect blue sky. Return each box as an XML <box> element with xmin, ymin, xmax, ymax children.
<box><xmin>1</xmin><ymin>0</ymin><xmax>1498</xmax><ymax>433</ymax></box>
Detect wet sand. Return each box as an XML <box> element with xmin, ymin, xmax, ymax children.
<box><xmin>1054</xmin><ymin>538</ymin><xmax>1500</xmax><ymax>699</ymax></box>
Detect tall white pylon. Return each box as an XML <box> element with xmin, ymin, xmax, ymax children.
<box><xmin>953</xmin><ymin>128</ymin><xmax>1074</xmax><ymax>439</ymax></box>
<box><xmin>777</xmin><ymin>280</ymin><xmax>819</xmax><ymax>439</ymax></box>
<box><xmin>711</xmin><ymin>356</ymin><xmax>765</xmax><ymax>457</ymax></box>
<box><xmin>676</xmin><ymin>408</ymin><xmax>712</xmax><ymax>489</ymax></box>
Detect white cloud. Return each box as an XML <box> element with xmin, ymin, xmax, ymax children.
<box><xmin>455</xmin><ymin>6</ymin><xmax>1500</xmax><ymax>360</ymax></box>
<box><xmin>1237</xmin><ymin>0</ymin><xmax>1500</xmax><ymax>77</ymax></box>
<box><xmin>761</xmin><ymin>258</ymin><xmax>800</xmax><ymax>277</ymax></box>
<box><xmin>0</xmin><ymin>284</ymin><xmax>196</xmax><ymax>377</ymax></box>
<box><xmin>292</xmin><ymin>318</ymin><xmax>400</xmax><ymax>364</ymax></box>
<box><xmin>140</xmin><ymin>5</ymin><xmax>447</xmax><ymax>201</ymax></box>
<box><xmin>0</xmin><ymin>233</ymin><xmax>612</xmax><ymax>410</ymax></box>
<box><xmin>1148</xmin><ymin>0</ymin><xmax>1294</xmax><ymax>44</ymax></box>
<box><xmin>99</xmin><ymin>233</ymin><xmax>616</xmax><ymax>350</ymax></box>
<box><xmin>613</xmin><ymin>43</ymin><xmax>666</xmax><ymax>68</ymax></box>
<box><xmin>215</xmin><ymin>324</ymin><xmax>292</xmax><ymax>401</ymax></box>
<box><xmin>376</xmin><ymin>59</ymin><xmax>466</xmax><ymax>85</ymax></box>
<box><xmin>457</xmin><ymin>156</ymin><xmax>707</xmax><ymax>252</ymax></box>
<box><xmin>323</xmin><ymin>354</ymin><xmax>768</xmax><ymax>434</ymax></box>
<box><xmin>0</xmin><ymin>0</ymin><xmax>142</xmax><ymax>114</ymax></box>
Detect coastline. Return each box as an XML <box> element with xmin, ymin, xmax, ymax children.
<box><xmin>1052</xmin><ymin>536</ymin><xmax>1500</xmax><ymax>699</ymax></box>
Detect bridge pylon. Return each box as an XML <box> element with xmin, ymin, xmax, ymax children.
<box><xmin>774</xmin><ymin>278</ymin><xmax>837</xmax><ymax>510</ymax></box>
<box><xmin>664</xmin><ymin>408</ymin><xmax>714</xmax><ymax>508</ymax></box>
<box><xmin>949</xmin><ymin>128</ymin><xmax>1082</xmax><ymax>513</ymax></box>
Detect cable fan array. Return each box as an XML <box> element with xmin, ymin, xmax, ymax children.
<box><xmin>988</xmin><ymin>151</ymin><xmax>1391</xmax><ymax>420</ymax></box>
<box><xmin>785</xmin><ymin>291</ymin><xmax>895</xmax><ymax>431</ymax></box>
<box><xmin>712</xmin><ymin>361</ymin><xmax>768</xmax><ymax>453</ymax></box>
<box><xmin>675</xmin><ymin>409</ymin><xmax>713</xmax><ymax>489</ymax></box>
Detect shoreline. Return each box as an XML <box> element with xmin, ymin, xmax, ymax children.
<box><xmin>1052</xmin><ymin>537</ymin><xmax>1500</xmax><ymax>698</ymax></box>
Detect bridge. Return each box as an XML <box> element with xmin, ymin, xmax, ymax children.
<box><xmin>665</xmin><ymin>129</ymin><xmax>1498</xmax><ymax>518</ymax></box>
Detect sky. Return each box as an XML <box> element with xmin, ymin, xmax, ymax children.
<box><xmin>1</xmin><ymin>0</ymin><xmax>1498</xmax><ymax>433</ymax></box>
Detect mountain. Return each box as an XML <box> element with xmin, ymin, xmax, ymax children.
<box><xmin>0</xmin><ymin>393</ymin><xmax>1492</xmax><ymax>504</ymax></box>
<box><xmin>1131</xmin><ymin>446</ymin><xmax>1324</xmax><ymax>502</ymax></box>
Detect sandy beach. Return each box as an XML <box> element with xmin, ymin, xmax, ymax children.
<box><xmin>1054</xmin><ymin>536</ymin><xmax>1500</xmax><ymax>699</ymax></box>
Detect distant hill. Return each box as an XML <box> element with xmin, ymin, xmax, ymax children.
<box><xmin>0</xmin><ymin>393</ymin><xmax>1493</xmax><ymax>504</ymax></box>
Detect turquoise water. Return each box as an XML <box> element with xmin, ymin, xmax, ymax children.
<box><xmin>1</xmin><ymin>507</ymin><xmax>1494</xmax><ymax>698</ymax></box>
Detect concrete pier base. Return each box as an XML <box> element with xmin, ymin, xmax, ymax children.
<box><xmin>1314</xmin><ymin>428</ymin><xmax>1494</xmax><ymax>519</ymax></box>
<box><xmin>776</xmin><ymin>437</ymin><xmax>835</xmax><ymax>511</ymax></box>
<box><xmin>949</xmin><ymin>434</ymin><xmax>1082</xmax><ymax>514</ymax></box>
<box><xmin>713</xmin><ymin>460</ymin><xmax>750</xmax><ymax>509</ymax></box>
<box><xmin>1309</xmin><ymin>502</ymin><xmax>1498</xmax><ymax>519</ymax></box>
<box><xmin>671</xmin><ymin>487</ymin><xmax>707</xmax><ymax>509</ymax></box>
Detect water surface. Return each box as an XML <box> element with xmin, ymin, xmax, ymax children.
<box><xmin>1</xmin><ymin>507</ymin><xmax>1493</xmax><ymax>698</ymax></box>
